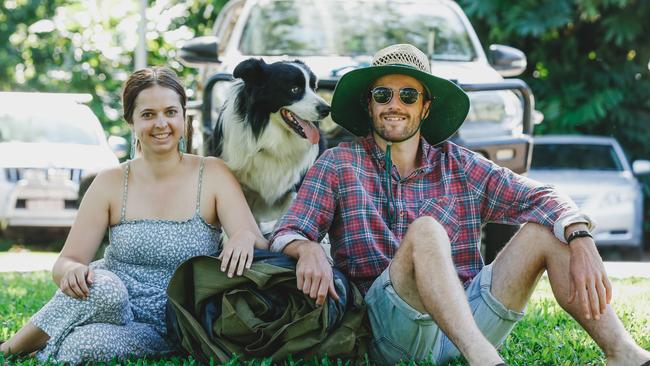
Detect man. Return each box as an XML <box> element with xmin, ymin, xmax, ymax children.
<box><xmin>270</xmin><ymin>44</ymin><xmax>650</xmax><ymax>365</ymax></box>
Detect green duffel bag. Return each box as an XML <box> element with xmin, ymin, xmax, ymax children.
<box><xmin>166</xmin><ymin>250</ymin><xmax>369</xmax><ymax>363</ymax></box>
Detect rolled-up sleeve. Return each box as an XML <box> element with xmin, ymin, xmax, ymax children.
<box><xmin>271</xmin><ymin>149</ymin><xmax>339</xmax><ymax>252</ymax></box>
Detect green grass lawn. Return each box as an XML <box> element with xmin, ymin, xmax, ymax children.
<box><xmin>1</xmin><ymin>272</ymin><xmax>649</xmax><ymax>365</ymax></box>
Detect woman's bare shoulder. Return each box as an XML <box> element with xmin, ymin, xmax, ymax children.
<box><xmin>200</xmin><ymin>156</ymin><xmax>239</xmax><ymax>188</ymax></box>
<box><xmin>93</xmin><ymin>163</ymin><xmax>128</xmax><ymax>188</ymax></box>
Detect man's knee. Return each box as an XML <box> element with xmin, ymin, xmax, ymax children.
<box><xmin>404</xmin><ymin>216</ymin><xmax>451</xmax><ymax>254</ymax></box>
<box><xmin>514</xmin><ymin>222</ymin><xmax>559</xmax><ymax>249</ymax></box>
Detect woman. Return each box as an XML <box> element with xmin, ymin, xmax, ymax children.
<box><xmin>0</xmin><ymin>67</ymin><xmax>268</xmax><ymax>364</ymax></box>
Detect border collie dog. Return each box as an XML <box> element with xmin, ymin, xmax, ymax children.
<box><xmin>209</xmin><ymin>58</ymin><xmax>330</xmax><ymax>226</ymax></box>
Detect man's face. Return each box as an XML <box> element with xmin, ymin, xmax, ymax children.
<box><xmin>368</xmin><ymin>74</ymin><xmax>431</xmax><ymax>143</ymax></box>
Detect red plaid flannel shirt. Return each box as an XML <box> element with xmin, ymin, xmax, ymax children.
<box><xmin>272</xmin><ymin>136</ymin><xmax>584</xmax><ymax>294</ymax></box>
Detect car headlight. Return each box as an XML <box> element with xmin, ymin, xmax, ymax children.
<box><xmin>457</xmin><ymin>90</ymin><xmax>523</xmax><ymax>140</ymax></box>
<box><xmin>23</xmin><ymin>168</ymin><xmax>47</xmax><ymax>182</ymax></box>
<box><xmin>598</xmin><ymin>190</ymin><xmax>636</xmax><ymax>207</ymax></box>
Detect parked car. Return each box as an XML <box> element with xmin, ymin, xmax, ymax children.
<box><xmin>0</xmin><ymin>92</ymin><xmax>121</xmax><ymax>241</ymax></box>
<box><xmin>528</xmin><ymin>135</ymin><xmax>650</xmax><ymax>260</ymax></box>
<box><xmin>179</xmin><ymin>0</ymin><xmax>541</xmax><ymax>262</ymax></box>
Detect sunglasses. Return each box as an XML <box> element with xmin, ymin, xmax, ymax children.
<box><xmin>370</xmin><ymin>87</ymin><xmax>424</xmax><ymax>105</ymax></box>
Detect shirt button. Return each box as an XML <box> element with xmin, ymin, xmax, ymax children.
<box><xmin>400</xmin><ymin>211</ymin><xmax>405</xmax><ymax>217</ymax></box>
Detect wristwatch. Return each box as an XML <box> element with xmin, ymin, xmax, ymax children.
<box><xmin>566</xmin><ymin>230</ymin><xmax>593</xmax><ymax>244</ymax></box>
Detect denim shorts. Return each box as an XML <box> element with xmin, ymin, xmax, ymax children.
<box><xmin>365</xmin><ymin>263</ymin><xmax>524</xmax><ymax>365</ymax></box>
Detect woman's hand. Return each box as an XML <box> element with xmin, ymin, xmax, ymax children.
<box><xmin>218</xmin><ymin>230</ymin><xmax>256</xmax><ymax>278</ymax></box>
<box><xmin>59</xmin><ymin>263</ymin><xmax>94</xmax><ymax>299</ymax></box>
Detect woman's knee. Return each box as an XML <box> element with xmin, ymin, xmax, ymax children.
<box><xmin>88</xmin><ymin>270</ymin><xmax>129</xmax><ymax>313</ymax></box>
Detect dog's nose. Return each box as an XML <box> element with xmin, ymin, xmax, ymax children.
<box><xmin>317</xmin><ymin>104</ymin><xmax>331</xmax><ymax>119</ymax></box>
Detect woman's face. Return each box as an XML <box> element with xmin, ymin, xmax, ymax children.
<box><xmin>131</xmin><ymin>85</ymin><xmax>185</xmax><ymax>156</ymax></box>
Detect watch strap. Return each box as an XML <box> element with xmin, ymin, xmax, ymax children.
<box><xmin>566</xmin><ymin>230</ymin><xmax>593</xmax><ymax>244</ymax></box>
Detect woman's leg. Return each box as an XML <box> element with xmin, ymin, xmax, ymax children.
<box><xmin>51</xmin><ymin>322</ymin><xmax>173</xmax><ymax>365</ymax></box>
<box><xmin>0</xmin><ymin>323</ymin><xmax>48</xmax><ymax>356</ymax></box>
<box><xmin>1</xmin><ymin>269</ymin><xmax>131</xmax><ymax>357</ymax></box>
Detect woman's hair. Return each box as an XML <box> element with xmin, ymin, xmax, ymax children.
<box><xmin>122</xmin><ymin>67</ymin><xmax>187</xmax><ymax>125</ymax></box>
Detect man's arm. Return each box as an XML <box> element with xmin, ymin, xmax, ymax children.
<box><xmin>271</xmin><ymin>149</ymin><xmax>340</xmax><ymax>305</ymax></box>
<box><xmin>462</xmin><ymin>148</ymin><xmax>608</xmax><ymax>320</ymax></box>
<box><xmin>564</xmin><ymin>223</ymin><xmax>612</xmax><ymax>320</ymax></box>
<box><xmin>283</xmin><ymin>240</ymin><xmax>340</xmax><ymax>305</ymax></box>
<box><xmin>461</xmin><ymin>146</ymin><xmax>592</xmax><ymax>240</ymax></box>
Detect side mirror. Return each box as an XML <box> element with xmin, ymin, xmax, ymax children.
<box><xmin>488</xmin><ymin>44</ymin><xmax>527</xmax><ymax>77</ymax></box>
<box><xmin>632</xmin><ymin>160</ymin><xmax>650</xmax><ymax>175</ymax></box>
<box><xmin>179</xmin><ymin>36</ymin><xmax>221</xmax><ymax>67</ymax></box>
<box><xmin>108</xmin><ymin>135</ymin><xmax>128</xmax><ymax>160</ymax></box>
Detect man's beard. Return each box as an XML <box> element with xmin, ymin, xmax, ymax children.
<box><xmin>372</xmin><ymin>111</ymin><xmax>423</xmax><ymax>143</ymax></box>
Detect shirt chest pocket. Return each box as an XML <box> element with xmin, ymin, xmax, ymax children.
<box><xmin>417</xmin><ymin>196</ymin><xmax>460</xmax><ymax>243</ymax></box>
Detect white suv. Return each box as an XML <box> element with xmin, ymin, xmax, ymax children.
<box><xmin>182</xmin><ymin>0</ymin><xmax>534</xmax><ymax>173</ymax></box>
<box><xmin>0</xmin><ymin>92</ymin><xmax>120</xmax><ymax>239</ymax></box>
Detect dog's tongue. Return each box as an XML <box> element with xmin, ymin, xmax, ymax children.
<box><xmin>297</xmin><ymin>119</ymin><xmax>320</xmax><ymax>145</ymax></box>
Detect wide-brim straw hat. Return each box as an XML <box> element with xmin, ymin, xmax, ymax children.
<box><xmin>330</xmin><ymin>44</ymin><xmax>470</xmax><ymax>145</ymax></box>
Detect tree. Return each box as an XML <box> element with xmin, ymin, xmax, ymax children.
<box><xmin>1</xmin><ymin>0</ymin><xmax>228</xmax><ymax>136</ymax></box>
<box><xmin>458</xmin><ymin>0</ymin><xmax>650</xmax><ymax>161</ymax></box>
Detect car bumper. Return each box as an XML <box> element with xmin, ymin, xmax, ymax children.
<box><xmin>585</xmin><ymin>203</ymin><xmax>642</xmax><ymax>247</ymax></box>
<box><xmin>0</xmin><ymin>180</ymin><xmax>79</xmax><ymax>231</ymax></box>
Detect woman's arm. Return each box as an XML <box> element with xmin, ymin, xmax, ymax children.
<box><xmin>206</xmin><ymin>158</ymin><xmax>268</xmax><ymax>277</ymax></box>
<box><xmin>52</xmin><ymin>168</ymin><xmax>116</xmax><ymax>298</ymax></box>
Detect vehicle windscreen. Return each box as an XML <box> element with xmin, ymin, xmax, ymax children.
<box><xmin>0</xmin><ymin>105</ymin><xmax>101</xmax><ymax>145</ymax></box>
<box><xmin>531</xmin><ymin>143</ymin><xmax>624</xmax><ymax>171</ymax></box>
<box><xmin>240</xmin><ymin>0</ymin><xmax>476</xmax><ymax>61</ymax></box>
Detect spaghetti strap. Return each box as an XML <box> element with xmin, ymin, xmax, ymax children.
<box><xmin>195</xmin><ymin>158</ymin><xmax>206</xmax><ymax>214</ymax></box>
<box><xmin>120</xmin><ymin>162</ymin><xmax>130</xmax><ymax>222</ymax></box>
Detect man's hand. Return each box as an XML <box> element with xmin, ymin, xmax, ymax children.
<box><xmin>286</xmin><ymin>240</ymin><xmax>340</xmax><ymax>306</ymax></box>
<box><xmin>567</xmin><ymin>237</ymin><xmax>612</xmax><ymax>320</ymax></box>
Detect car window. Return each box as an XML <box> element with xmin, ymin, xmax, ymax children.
<box><xmin>239</xmin><ymin>0</ymin><xmax>476</xmax><ymax>61</ymax></box>
<box><xmin>0</xmin><ymin>105</ymin><xmax>101</xmax><ymax>145</ymax></box>
<box><xmin>531</xmin><ymin>143</ymin><xmax>624</xmax><ymax>171</ymax></box>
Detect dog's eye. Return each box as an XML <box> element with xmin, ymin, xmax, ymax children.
<box><xmin>291</xmin><ymin>86</ymin><xmax>301</xmax><ymax>95</ymax></box>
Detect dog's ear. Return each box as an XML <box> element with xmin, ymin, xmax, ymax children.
<box><xmin>233</xmin><ymin>58</ymin><xmax>267</xmax><ymax>85</ymax></box>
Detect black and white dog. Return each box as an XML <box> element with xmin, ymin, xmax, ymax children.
<box><xmin>209</xmin><ymin>58</ymin><xmax>330</xmax><ymax>227</ymax></box>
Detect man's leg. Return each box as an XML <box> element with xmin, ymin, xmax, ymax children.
<box><xmin>490</xmin><ymin>222</ymin><xmax>650</xmax><ymax>366</ymax></box>
<box><xmin>389</xmin><ymin>216</ymin><xmax>504</xmax><ymax>366</ymax></box>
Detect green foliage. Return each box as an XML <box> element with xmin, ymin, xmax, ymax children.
<box><xmin>458</xmin><ymin>0</ymin><xmax>650</xmax><ymax>159</ymax></box>
<box><xmin>1</xmin><ymin>0</ymin><xmax>228</xmax><ymax>137</ymax></box>
<box><xmin>2</xmin><ymin>273</ymin><xmax>649</xmax><ymax>365</ymax></box>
